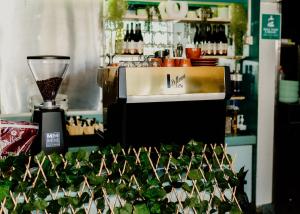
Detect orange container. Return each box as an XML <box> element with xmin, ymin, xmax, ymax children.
<box><xmin>185</xmin><ymin>48</ymin><xmax>201</xmax><ymax>59</ymax></box>
<box><xmin>179</xmin><ymin>58</ymin><xmax>191</xmax><ymax>67</ymax></box>
<box><xmin>162</xmin><ymin>58</ymin><xmax>175</xmax><ymax>67</ymax></box>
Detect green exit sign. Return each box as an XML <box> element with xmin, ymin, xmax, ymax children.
<box><xmin>261</xmin><ymin>14</ymin><xmax>281</xmax><ymax>40</ymax></box>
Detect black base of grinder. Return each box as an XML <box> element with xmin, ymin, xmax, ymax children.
<box><xmin>31</xmin><ymin>108</ymin><xmax>66</xmax><ymax>155</ymax></box>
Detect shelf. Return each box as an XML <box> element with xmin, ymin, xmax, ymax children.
<box><xmin>123</xmin><ymin>14</ymin><xmax>230</xmax><ymax>23</ymax></box>
<box><xmin>201</xmin><ymin>55</ymin><xmax>244</xmax><ymax>60</ymax></box>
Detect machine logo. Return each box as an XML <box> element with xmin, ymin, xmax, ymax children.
<box><xmin>45</xmin><ymin>132</ymin><xmax>60</xmax><ymax>148</ymax></box>
<box><xmin>167</xmin><ymin>73</ymin><xmax>185</xmax><ymax>89</ymax></box>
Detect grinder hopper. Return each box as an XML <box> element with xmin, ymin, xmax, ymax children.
<box><xmin>27</xmin><ymin>55</ymin><xmax>70</xmax><ymax>109</ymax></box>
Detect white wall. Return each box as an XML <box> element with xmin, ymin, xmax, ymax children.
<box><xmin>256</xmin><ymin>1</ymin><xmax>281</xmax><ymax>206</ymax></box>
<box><xmin>0</xmin><ymin>0</ymin><xmax>102</xmax><ymax>114</ymax></box>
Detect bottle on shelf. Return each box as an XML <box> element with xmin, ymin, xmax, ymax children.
<box><xmin>137</xmin><ymin>23</ymin><xmax>144</xmax><ymax>55</ymax></box>
<box><xmin>174</xmin><ymin>32</ymin><xmax>183</xmax><ymax>57</ymax></box>
<box><xmin>199</xmin><ymin>22</ymin><xmax>207</xmax><ymax>54</ymax></box>
<box><xmin>206</xmin><ymin>24</ymin><xmax>213</xmax><ymax>55</ymax></box>
<box><xmin>249</xmin><ymin>65</ymin><xmax>255</xmax><ymax>97</ymax></box>
<box><xmin>232</xmin><ymin>104</ymin><xmax>239</xmax><ymax>135</ymax></box>
<box><xmin>211</xmin><ymin>24</ymin><xmax>218</xmax><ymax>56</ymax></box>
<box><xmin>235</xmin><ymin>63</ymin><xmax>243</xmax><ymax>96</ymax></box>
<box><xmin>238</xmin><ymin>114</ymin><xmax>247</xmax><ymax>132</ymax></box>
<box><xmin>220</xmin><ymin>24</ymin><xmax>228</xmax><ymax>56</ymax></box>
<box><xmin>123</xmin><ymin>24</ymin><xmax>130</xmax><ymax>54</ymax></box>
<box><xmin>230</xmin><ymin>67</ymin><xmax>237</xmax><ymax>95</ymax></box>
<box><xmin>129</xmin><ymin>22</ymin><xmax>136</xmax><ymax>55</ymax></box>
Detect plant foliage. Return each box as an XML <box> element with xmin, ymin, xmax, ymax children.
<box><xmin>230</xmin><ymin>3</ymin><xmax>248</xmax><ymax>56</ymax></box>
<box><xmin>0</xmin><ymin>140</ymin><xmax>246</xmax><ymax>213</ymax></box>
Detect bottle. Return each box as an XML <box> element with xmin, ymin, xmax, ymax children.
<box><xmin>241</xmin><ymin>65</ymin><xmax>249</xmax><ymax>98</ymax></box>
<box><xmin>129</xmin><ymin>23</ymin><xmax>135</xmax><ymax>55</ymax></box>
<box><xmin>206</xmin><ymin>24</ymin><xmax>213</xmax><ymax>55</ymax></box>
<box><xmin>199</xmin><ymin>22</ymin><xmax>207</xmax><ymax>54</ymax></box>
<box><xmin>123</xmin><ymin>24</ymin><xmax>130</xmax><ymax>54</ymax></box>
<box><xmin>211</xmin><ymin>25</ymin><xmax>218</xmax><ymax>56</ymax></box>
<box><xmin>216</xmin><ymin>25</ymin><xmax>222</xmax><ymax>55</ymax></box>
<box><xmin>230</xmin><ymin>68</ymin><xmax>237</xmax><ymax>95</ymax></box>
<box><xmin>194</xmin><ymin>25</ymin><xmax>199</xmax><ymax>47</ymax></box>
<box><xmin>134</xmin><ymin>23</ymin><xmax>140</xmax><ymax>55</ymax></box>
<box><xmin>219</xmin><ymin>25</ymin><xmax>228</xmax><ymax>56</ymax></box>
<box><xmin>238</xmin><ymin>114</ymin><xmax>247</xmax><ymax>132</ymax></box>
<box><xmin>249</xmin><ymin>65</ymin><xmax>255</xmax><ymax>97</ymax></box>
<box><xmin>234</xmin><ymin>63</ymin><xmax>243</xmax><ymax>96</ymax></box>
<box><xmin>231</xmin><ymin>104</ymin><xmax>239</xmax><ymax>135</ymax></box>
<box><xmin>225</xmin><ymin>105</ymin><xmax>233</xmax><ymax>135</ymax></box>
<box><xmin>176</xmin><ymin>33</ymin><xmax>183</xmax><ymax>57</ymax></box>
<box><xmin>137</xmin><ymin>24</ymin><xmax>144</xmax><ymax>55</ymax></box>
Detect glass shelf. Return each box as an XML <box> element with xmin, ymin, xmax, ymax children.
<box><xmin>123</xmin><ymin>14</ymin><xmax>231</xmax><ymax>24</ymax></box>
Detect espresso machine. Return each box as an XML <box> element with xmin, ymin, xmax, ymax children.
<box><xmin>98</xmin><ymin>66</ymin><xmax>231</xmax><ymax>147</ymax></box>
<box><xmin>27</xmin><ymin>55</ymin><xmax>70</xmax><ymax>154</ymax></box>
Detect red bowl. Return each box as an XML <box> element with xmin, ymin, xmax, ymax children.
<box><xmin>185</xmin><ymin>48</ymin><xmax>201</xmax><ymax>59</ymax></box>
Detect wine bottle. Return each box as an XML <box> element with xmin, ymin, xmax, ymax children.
<box><xmin>199</xmin><ymin>23</ymin><xmax>207</xmax><ymax>54</ymax></box>
<box><xmin>211</xmin><ymin>25</ymin><xmax>218</xmax><ymax>56</ymax></box>
<box><xmin>123</xmin><ymin>24</ymin><xmax>130</xmax><ymax>54</ymax></box>
<box><xmin>134</xmin><ymin>23</ymin><xmax>139</xmax><ymax>54</ymax></box>
<box><xmin>137</xmin><ymin>24</ymin><xmax>144</xmax><ymax>55</ymax></box>
<box><xmin>129</xmin><ymin>23</ymin><xmax>135</xmax><ymax>55</ymax></box>
<box><xmin>220</xmin><ymin>25</ymin><xmax>228</xmax><ymax>56</ymax></box>
<box><xmin>206</xmin><ymin>24</ymin><xmax>213</xmax><ymax>56</ymax></box>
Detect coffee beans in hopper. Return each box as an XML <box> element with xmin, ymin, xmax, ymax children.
<box><xmin>36</xmin><ymin>77</ymin><xmax>63</xmax><ymax>101</ymax></box>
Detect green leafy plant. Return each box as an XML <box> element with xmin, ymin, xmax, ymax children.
<box><xmin>0</xmin><ymin>140</ymin><xmax>246</xmax><ymax>213</ymax></box>
<box><xmin>145</xmin><ymin>6</ymin><xmax>162</xmax><ymax>32</ymax></box>
<box><xmin>107</xmin><ymin>0</ymin><xmax>128</xmax><ymax>22</ymax></box>
<box><xmin>230</xmin><ymin>3</ymin><xmax>248</xmax><ymax>56</ymax></box>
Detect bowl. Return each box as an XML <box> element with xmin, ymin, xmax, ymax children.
<box><xmin>185</xmin><ymin>48</ymin><xmax>201</xmax><ymax>59</ymax></box>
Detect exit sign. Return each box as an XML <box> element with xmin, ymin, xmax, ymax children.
<box><xmin>261</xmin><ymin>14</ymin><xmax>281</xmax><ymax>40</ymax></box>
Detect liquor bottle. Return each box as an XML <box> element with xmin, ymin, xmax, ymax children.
<box><xmin>199</xmin><ymin>22</ymin><xmax>207</xmax><ymax>54</ymax></box>
<box><xmin>123</xmin><ymin>24</ymin><xmax>130</xmax><ymax>54</ymax></box>
<box><xmin>211</xmin><ymin>25</ymin><xmax>218</xmax><ymax>56</ymax></box>
<box><xmin>134</xmin><ymin>23</ymin><xmax>139</xmax><ymax>54</ymax></box>
<box><xmin>234</xmin><ymin>63</ymin><xmax>243</xmax><ymax>96</ymax></box>
<box><xmin>129</xmin><ymin>23</ymin><xmax>135</xmax><ymax>55</ymax></box>
<box><xmin>137</xmin><ymin>23</ymin><xmax>144</xmax><ymax>55</ymax></box>
<box><xmin>249</xmin><ymin>65</ymin><xmax>255</xmax><ymax>97</ymax></box>
<box><xmin>176</xmin><ymin>33</ymin><xmax>183</xmax><ymax>57</ymax></box>
<box><xmin>220</xmin><ymin>25</ymin><xmax>228</xmax><ymax>56</ymax></box>
<box><xmin>231</xmin><ymin>104</ymin><xmax>239</xmax><ymax>135</ymax></box>
<box><xmin>216</xmin><ymin>25</ymin><xmax>222</xmax><ymax>55</ymax></box>
<box><xmin>206</xmin><ymin>24</ymin><xmax>213</xmax><ymax>55</ymax></box>
<box><xmin>230</xmin><ymin>68</ymin><xmax>237</xmax><ymax>95</ymax></box>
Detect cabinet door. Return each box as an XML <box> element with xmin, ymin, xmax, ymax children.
<box><xmin>227</xmin><ymin>145</ymin><xmax>253</xmax><ymax>202</ymax></box>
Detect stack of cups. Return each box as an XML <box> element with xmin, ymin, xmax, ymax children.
<box><xmin>279</xmin><ymin>80</ymin><xmax>299</xmax><ymax>103</ymax></box>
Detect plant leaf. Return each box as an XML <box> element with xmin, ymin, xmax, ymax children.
<box><xmin>33</xmin><ymin>199</ymin><xmax>48</xmax><ymax>210</ymax></box>
<box><xmin>133</xmin><ymin>203</ymin><xmax>150</xmax><ymax>214</ymax></box>
<box><xmin>188</xmin><ymin>169</ymin><xmax>202</xmax><ymax>180</ymax></box>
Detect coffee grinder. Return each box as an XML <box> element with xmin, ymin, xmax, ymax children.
<box><xmin>27</xmin><ymin>55</ymin><xmax>70</xmax><ymax>154</ymax></box>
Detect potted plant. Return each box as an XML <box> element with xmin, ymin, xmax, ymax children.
<box><xmin>230</xmin><ymin>3</ymin><xmax>248</xmax><ymax>57</ymax></box>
